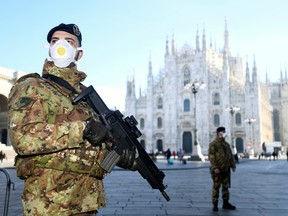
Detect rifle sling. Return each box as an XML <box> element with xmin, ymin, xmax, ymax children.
<box><xmin>42</xmin><ymin>74</ymin><xmax>78</xmax><ymax>94</ymax></box>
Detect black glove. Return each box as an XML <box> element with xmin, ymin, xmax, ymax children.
<box><xmin>83</xmin><ymin>118</ymin><xmax>108</xmax><ymax>146</ymax></box>
<box><xmin>116</xmin><ymin>148</ymin><xmax>138</xmax><ymax>171</ymax></box>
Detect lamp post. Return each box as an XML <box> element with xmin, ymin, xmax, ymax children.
<box><xmin>245</xmin><ymin>118</ymin><xmax>256</xmax><ymax>157</ymax></box>
<box><xmin>186</xmin><ymin>81</ymin><xmax>205</xmax><ymax>161</ymax></box>
<box><xmin>227</xmin><ymin>106</ymin><xmax>240</xmax><ymax>148</ymax></box>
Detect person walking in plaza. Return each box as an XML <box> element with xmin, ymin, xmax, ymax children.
<box><xmin>208</xmin><ymin>126</ymin><xmax>236</xmax><ymax>212</ymax></box>
<box><xmin>8</xmin><ymin>23</ymin><xmax>137</xmax><ymax>216</ymax></box>
<box><xmin>165</xmin><ymin>148</ymin><xmax>173</xmax><ymax>164</ymax></box>
<box><xmin>232</xmin><ymin>145</ymin><xmax>239</xmax><ymax>163</ymax></box>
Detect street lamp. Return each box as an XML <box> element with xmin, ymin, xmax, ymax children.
<box><xmin>226</xmin><ymin>106</ymin><xmax>240</xmax><ymax>147</ymax></box>
<box><xmin>185</xmin><ymin>81</ymin><xmax>205</xmax><ymax>161</ymax></box>
<box><xmin>245</xmin><ymin>118</ymin><xmax>256</xmax><ymax>156</ymax></box>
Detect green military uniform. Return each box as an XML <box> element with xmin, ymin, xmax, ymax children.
<box><xmin>208</xmin><ymin>136</ymin><xmax>236</xmax><ymax>206</ymax></box>
<box><xmin>8</xmin><ymin>60</ymin><xmax>112</xmax><ymax>215</ymax></box>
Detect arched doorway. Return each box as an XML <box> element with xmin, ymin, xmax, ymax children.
<box><xmin>236</xmin><ymin>137</ymin><xmax>244</xmax><ymax>153</ymax></box>
<box><xmin>183</xmin><ymin>131</ymin><xmax>192</xmax><ymax>153</ymax></box>
<box><xmin>157</xmin><ymin>139</ymin><xmax>163</xmax><ymax>152</ymax></box>
<box><xmin>0</xmin><ymin>94</ymin><xmax>8</xmax><ymax>112</ymax></box>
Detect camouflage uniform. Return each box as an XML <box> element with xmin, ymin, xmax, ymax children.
<box><xmin>208</xmin><ymin>137</ymin><xmax>236</xmax><ymax>205</ymax></box>
<box><xmin>8</xmin><ymin>60</ymin><xmax>112</xmax><ymax>215</ymax></box>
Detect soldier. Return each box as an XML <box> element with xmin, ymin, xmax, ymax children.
<box><xmin>208</xmin><ymin>127</ymin><xmax>236</xmax><ymax>212</ymax></box>
<box><xmin>8</xmin><ymin>23</ymin><xmax>137</xmax><ymax>216</ymax></box>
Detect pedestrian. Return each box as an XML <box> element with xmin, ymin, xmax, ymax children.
<box><xmin>232</xmin><ymin>145</ymin><xmax>239</xmax><ymax>163</ymax></box>
<box><xmin>0</xmin><ymin>150</ymin><xmax>4</xmax><ymax>163</ymax></box>
<box><xmin>165</xmin><ymin>148</ymin><xmax>172</xmax><ymax>164</ymax></box>
<box><xmin>8</xmin><ymin>23</ymin><xmax>138</xmax><ymax>216</ymax></box>
<box><xmin>172</xmin><ymin>150</ymin><xmax>176</xmax><ymax>159</ymax></box>
<box><xmin>208</xmin><ymin>126</ymin><xmax>236</xmax><ymax>212</ymax></box>
<box><xmin>272</xmin><ymin>151</ymin><xmax>276</xmax><ymax>160</ymax></box>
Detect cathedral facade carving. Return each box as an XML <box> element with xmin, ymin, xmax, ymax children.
<box><xmin>125</xmin><ymin>23</ymin><xmax>284</xmax><ymax>156</ymax></box>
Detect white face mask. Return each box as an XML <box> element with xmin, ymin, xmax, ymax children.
<box><xmin>222</xmin><ymin>132</ymin><xmax>227</xmax><ymax>139</ymax></box>
<box><xmin>49</xmin><ymin>39</ymin><xmax>81</xmax><ymax>68</ymax></box>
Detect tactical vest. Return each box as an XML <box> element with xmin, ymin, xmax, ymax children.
<box><xmin>11</xmin><ymin>73</ymin><xmax>109</xmax><ymax>179</ymax></box>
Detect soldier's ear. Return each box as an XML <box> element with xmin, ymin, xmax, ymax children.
<box><xmin>75</xmin><ymin>50</ymin><xmax>83</xmax><ymax>61</ymax></box>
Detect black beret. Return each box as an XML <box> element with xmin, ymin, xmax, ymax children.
<box><xmin>47</xmin><ymin>23</ymin><xmax>82</xmax><ymax>46</ymax></box>
<box><xmin>216</xmin><ymin>127</ymin><xmax>225</xmax><ymax>133</ymax></box>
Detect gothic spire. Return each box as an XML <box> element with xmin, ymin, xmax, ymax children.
<box><xmin>280</xmin><ymin>66</ymin><xmax>283</xmax><ymax>82</ymax></box>
<box><xmin>245</xmin><ymin>58</ymin><xmax>250</xmax><ymax>84</ymax></box>
<box><xmin>223</xmin><ymin>17</ymin><xmax>230</xmax><ymax>55</ymax></box>
<box><xmin>165</xmin><ymin>35</ymin><xmax>169</xmax><ymax>57</ymax></box>
<box><xmin>126</xmin><ymin>73</ymin><xmax>136</xmax><ymax>98</ymax></box>
<box><xmin>202</xmin><ymin>28</ymin><xmax>206</xmax><ymax>51</ymax></box>
<box><xmin>171</xmin><ymin>34</ymin><xmax>176</xmax><ymax>55</ymax></box>
<box><xmin>252</xmin><ymin>55</ymin><xmax>258</xmax><ymax>83</ymax></box>
<box><xmin>196</xmin><ymin>26</ymin><xmax>200</xmax><ymax>52</ymax></box>
<box><xmin>148</xmin><ymin>54</ymin><xmax>152</xmax><ymax>76</ymax></box>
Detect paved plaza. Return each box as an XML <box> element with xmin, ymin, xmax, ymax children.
<box><xmin>1</xmin><ymin>157</ymin><xmax>288</xmax><ymax>216</ymax></box>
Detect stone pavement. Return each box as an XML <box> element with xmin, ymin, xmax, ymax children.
<box><xmin>1</xmin><ymin>158</ymin><xmax>288</xmax><ymax>216</ymax></box>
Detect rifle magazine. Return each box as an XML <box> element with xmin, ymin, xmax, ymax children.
<box><xmin>100</xmin><ymin>150</ymin><xmax>120</xmax><ymax>173</ymax></box>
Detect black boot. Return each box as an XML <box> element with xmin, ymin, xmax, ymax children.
<box><xmin>213</xmin><ymin>203</ymin><xmax>218</xmax><ymax>212</ymax></box>
<box><xmin>223</xmin><ymin>200</ymin><xmax>236</xmax><ymax>210</ymax></box>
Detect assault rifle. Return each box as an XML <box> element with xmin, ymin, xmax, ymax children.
<box><xmin>73</xmin><ymin>86</ymin><xmax>170</xmax><ymax>201</ymax></box>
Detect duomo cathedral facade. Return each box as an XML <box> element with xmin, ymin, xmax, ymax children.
<box><xmin>1</xmin><ymin>22</ymin><xmax>288</xmax><ymax>157</ymax></box>
<box><xmin>125</xmin><ymin>22</ymin><xmax>287</xmax><ymax>156</ymax></box>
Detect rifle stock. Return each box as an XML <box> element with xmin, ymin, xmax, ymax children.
<box><xmin>73</xmin><ymin>86</ymin><xmax>170</xmax><ymax>201</ymax></box>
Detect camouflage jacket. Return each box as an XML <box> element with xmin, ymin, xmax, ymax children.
<box><xmin>8</xmin><ymin>61</ymin><xmax>110</xmax><ymax>214</ymax></box>
<box><xmin>208</xmin><ymin>137</ymin><xmax>236</xmax><ymax>172</ymax></box>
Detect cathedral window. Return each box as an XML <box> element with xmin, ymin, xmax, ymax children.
<box><xmin>184</xmin><ymin>99</ymin><xmax>190</xmax><ymax>112</ymax></box>
<box><xmin>235</xmin><ymin>113</ymin><xmax>241</xmax><ymax>125</ymax></box>
<box><xmin>157</xmin><ymin>117</ymin><xmax>162</xmax><ymax>128</ymax></box>
<box><xmin>183</xmin><ymin>67</ymin><xmax>191</xmax><ymax>86</ymax></box>
<box><xmin>213</xmin><ymin>93</ymin><xmax>220</xmax><ymax>105</ymax></box>
<box><xmin>157</xmin><ymin>97</ymin><xmax>163</xmax><ymax>109</ymax></box>
<box><xmin>140</xmin><ymin>118</ymin><xmax>145</xmax><ymax>129</ymax></box>
<box><xmin>214</xmin><ymin>114</ymin><xmax>220</xmax><ymax>126</ymax></box>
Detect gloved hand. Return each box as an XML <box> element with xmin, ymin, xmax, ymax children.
<box><xmin>116</xmin><ymin>148</ymin><xmax>138</xmax><ymax>171</ymax></box>
<box><xmin>83</xmin><ymin>118</ymin><xmax>108</xmax><ymax>146</ymax></box>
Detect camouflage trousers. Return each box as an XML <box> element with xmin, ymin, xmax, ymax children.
<box><xmin>211</xmin><ymin>171</ymin><xmax>230</xmax><ymax>204</ymax></box>
<box><xmin>21</xmin><ymin>167</ymin><xmax>105</xmax><ymax>215</ymax></box>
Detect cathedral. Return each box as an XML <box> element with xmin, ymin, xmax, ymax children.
<box><xmin>1</xmin><ymin>22</ymin><xmax>287</xmax><ymax>158</ymax></box>
<box><xmin>125</xmin><ymin>21</ymin><xmax>286</xmax><ymax>157</ymax></box>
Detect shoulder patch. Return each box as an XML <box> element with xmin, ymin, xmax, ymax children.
<box><xmin>17</xmin><ymin>97</ymin><xmax>33</xmax><ymax>108</ymax></box>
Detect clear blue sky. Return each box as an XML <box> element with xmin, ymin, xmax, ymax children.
<box><xmin>1</xmin><ymin>0</ymin><xmax>288</xmax><ymax>110</ymax></box>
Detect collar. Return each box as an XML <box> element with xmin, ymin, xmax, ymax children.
<box><xmin>216</xmin><ymin>137</ymin><xmax>225</xmax><ymax>142</ymax></box>
<box><xmin>42</xmin><ymin>60</ymin><xmax>87</xmax><ymax>92</ymax></box>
